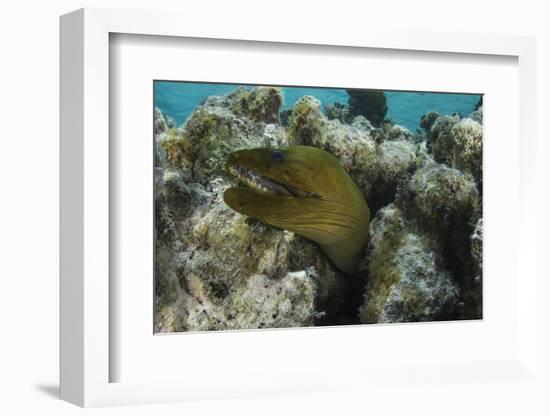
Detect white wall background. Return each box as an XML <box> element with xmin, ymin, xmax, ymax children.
<box><xmin>0</xmin><ymin>0</ymin><xmax>548</xmax><ymax>414</ymax></box>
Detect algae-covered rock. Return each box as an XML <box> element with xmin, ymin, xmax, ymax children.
<box><xmin>449</xmin><ymin>118</ymin><xmax>483</xmax><ymax>189</ymax></box>
<box><xmin>155</xmin><ymin>191</ymin><xmax>350</xmax><ymax>331</ymax></box>
<box><xmin>425</xmin><ymin>111</ymin><xmax>483</xmax><ymax>192</ymax></box>
<box><xmin>289</xmin><ymin>96</ymin><xmax>349</xmax><ymax>156</ymax></box>
<box><xmin>155</xmin><ymin>169</ymin><xmax>210</xmax><ymax>242</ymax></box>
<box><xmin>158</xmin><ymin>87</ymin><xmax>288</xmax><ymax>183</ymax></box>
<box><xmin>471</xmin><ymin>218</ymin><xmax>483</xmax><ymax>272</ymax></box>
<box><xmin>420</xmin><ymin>111</ymin><xmax>440</xmax><ymax>132</ymax></box>
<box><xmin>158</xmin><ymin>127</ymin><xmax>194</xmax><ymax>172</ymax></box>
<box><xmin>182</xmin><ymin>270</ymin><xmax>317</xmax><ymax>331</ymax></box>
<box><xmin>350</xmin><ymin>115</ymin><xmax>375</xmax><ymax>133</ymax></box>
<box><xmin>463</xmin><ymin>217</ymin><xmax>483</xmax><ymax>319</ymax></box>
<box><xmin>155</xmin><ymin>192</ymin><xmax>319</xmax><ymax>332</ymax></box>
<box><xmin>359</xmin><ymin>204</ymin><xmax>458</xmax><ymax>323</ymax></box>
<box><xmin>383</xmin><ymin>124</ymin><xmax>414</xmax><ymax>143</ymax></box>
<box><xmin>188</xmin><ymin>108</ymin><xmax>286</xmax><ymax>182</ymax></box>
<box><xmin>154</xmin><ymin>107</ymin><xmax>167</xmax><ymax>135</ymax></box>
<box><xmin>414</xmin><ymin>139</ymin><xmax>435</xmax><ymax>169</ymax></box>
<box><xmin>154</xmin><ymin>110</ymin><xmax>167</xmax><ymax>192</ymax></box>
<box><xmin>155</xmin><ymin>303</ymin><xmax>188</xmax><ymax>333</ymax></box>
<box><xmin>429</xmin><ymin>114</ymin><xmax>460</xmax><ymax>162</ymax></box>
<box><xmin>396</xmin><ymin>164</ymin><xmax>481</xmax><ymax>316</ymax></box>
<box><xmin>154</xmin><ymin>107</ymin><xmax>175</xmax><ymax>135</ymax></box>
<box><xmin>155</xmin><ymin>270</ymin><xmax>316</xmax><ymax>332</ymax></box>
<box><xmin>398</xmin><ymin>163</ymin><xmax>480</xmax><ymax>233</ymax></box>
<box><xmin>226</xmin><ymin>86</ymin><xmax>284</xmax><ymax>124</ymax></box>
<box><xmin>324</xmin><ymin>102</ymin><xmax>351</xmax><ymax>124</ymax></box>
<box><xmin>227</xmin><ymin>271</ymin><xmax>316</xmax><ymax>329</ymax></box>
<box><xmin>469</xmin><ymin>105</ymin><xmax>483</xmax><ymax>124</ymax></box>
<box><xmin>367</xmin><ymin>140</ymin><xmax>417</xmax><ymax>212</ymax></box>
<box><xmin>286</xmin><ymin>234</ymin><xmax>350</xmax><ymax>324</ymax></box>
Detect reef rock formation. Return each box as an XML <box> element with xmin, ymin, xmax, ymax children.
<box><xmin>420</xmin><ymin>111</ymin><xmax>440</xmax><ymax>132</ymax></box>
<box><xmin>465</xmin><ymin>218</ymin><xmax>483</xmax><ymax>318</ymax></box>
<box><xmin>396</xmin><ymin>163</ymin><xmax>481</xmax><ymax>310</ymax></box>
<box><xmin>384</xmin><ymin>124</ymin><xmax>414</xmax><ymax>143</ymax></box>
<box><xmin>357</xmin><ymin>107</ymin><xmax>484</xmax><ymax>322</ymax></box>
<box><xmin>469</xmin><ymin>105</ymin><xmax>483</xmax><ymax>124</ymax></box>
<box><xmin>159</xmin><ymin>90</ymin><xmax>287</xmax><ymax>184</ymax></box>
<box><xmin>288</xmin><ymin>96</ymin><xmax>377</xmax><ymax>168</ymax></box>
<box><xmin>154</xmin><ymin>107</ymin><xmax>175</xmax><ymax>135</ymax></box>
<box><xmin>324</xmin><ymin>102</ymin><xmax>351</xmax><ymax>124</ymax></box>
<box><xmin>398</xmin><ymin>163</ymin><xmax>480</xmax><ymax>232</ymax></box>
<box><xmin>359</xmin><ymin>204</ymin><xmax>458</xmax><ymax>323</ymax></box>
<box><xmin>425</xmin><ymin>113</ymin><xmax>483</xmax><ymax>192</ymax></box>
<box><xmin>449</xmin><ymin>118</ymin><xmax>483</xmax><ymax>190</ymax></box>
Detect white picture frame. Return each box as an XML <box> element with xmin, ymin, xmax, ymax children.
<box><xmin>60</xmin><ymin>7</ymin><xmax>538</xmax><ymax>408</ymax></box>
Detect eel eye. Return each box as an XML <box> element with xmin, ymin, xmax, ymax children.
<box><xmin>271</xmin><ymin>150</ymin><xmax>284</xmax><ymax>163</ymax></box>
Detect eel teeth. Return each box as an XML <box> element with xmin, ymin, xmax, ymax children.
<box><xmin>228</xmin><ymin>164</ymin><xmax>321</xmax><ymax>199</ymax></box>
<box><xmin>228</xmin><ymin>165</ymin><xmax>291</xmax><ymax>196</ymax></box>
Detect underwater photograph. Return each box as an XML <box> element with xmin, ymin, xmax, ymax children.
<box><xmin>153</xmin><ymin>81</ymin><xmax>483</xmax><ymax>333</ymax></box>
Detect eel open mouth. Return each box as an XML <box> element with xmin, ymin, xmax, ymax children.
<box><xmin>227</xmin><ymin>164</ymin><xmax>317</xmax><ymax>198</ymax></box>
<box><xmin>224</xmin><ymin>146</ymin><xmax>371</xmax><ymax>274</ymax></box>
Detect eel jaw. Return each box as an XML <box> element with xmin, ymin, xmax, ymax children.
<box><xmin>227</xmin><ymin>164</ymin><xmax>318</xmax><ymax>199</ymax></box>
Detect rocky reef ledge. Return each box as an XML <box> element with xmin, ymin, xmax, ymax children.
<box><xmin>154</xmin><ymin>87</ymin><xmax>483</xmax><ymax>331</ymax></box>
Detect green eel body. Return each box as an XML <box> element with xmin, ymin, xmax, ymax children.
<box><xmin>223</xmin><ymin>146</ymin><xmax>371</xmax><ymax>274</ymax></box>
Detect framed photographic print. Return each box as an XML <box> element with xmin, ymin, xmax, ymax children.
<box><xmin>60</xmin><ymin>7</ymin><xmax>539</xmax><ymax>408</ymax></box>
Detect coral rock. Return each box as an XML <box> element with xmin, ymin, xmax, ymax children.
<box><xmin>397</xmin><ymin>164</ymin><xmax>481</xmax><ymax>317</ymax></box>
<box><xmin>324</xmin><ymin>102</ymin><xmax>351</xmax><ymax>124</ymax></box>
<box><xmin>359</xmin><ymin>204</ymin><xmax>458</xmax><ymax>323</ymax></box>
<box><xmin>158</xmin><ymin>127</ymin><xmax>194</xmax><ymax>172</ymax></box>
<box><xmin>226</xmin><ymin>86</ymin><xmax>284</xmax><ymax>124</ymax></box>
<box><xmin>367</xmin><ymin>140</ymin><xmax>417</xmax><ymax>212</ymax></box>
<box><xmin>154</xmin><ymin>107</ymin><xmax>175</xmax><ymax>135</ymax></box>
<box><xmin>289</xmin><ymin>96</ymin><xmax>377</xmax><ymax>172</ymax></box>
<box><xmin>449</xmin><ymin>118</ymin><xmax>483</xmax><ymax>189</ymax></box>
<box><xmin>398</xmin><ymin>163</ymin><xmax>480</xmax><ymax>232</ymax></box>
<box><xmin>419</xmin><ymin>111</ymin><xmax>440</xmax><ymax>132</ymax></box>
<box><xmin>155</xmin><ymin>196</ymin><xmax>320</xmax><ymax>331</ymax></box>
<box><xmin>159</xmin><ymin>89</ymin><xmax>288</xmax><ymax>182</ymax></box>
<box><xmin>350</xmin><ymin>115</ymin><xmax>375</xmax><ymax>133</ymax></box>
<box><xmin>469</xmin><ymin>105</ymin><xmax>483</xmax><ymax>124</ymax></box>
<box><xmin>463</xmin><ymin>217</ymin><xmax>483</xmax><ymax>319</ymax></box>
<box><xmin>427</xmin><ymin>111</ymin><xmax>483</xmax><ymax>192</ymax></box>
<box><xmin>286</xmin><ymin>233</ymin><xmax>349</xmax><ymax>324</ymax></box>
<box><xmin>471</xmin><ymin>218</ymin><xmax>483</xmax><ymax>271</ymax></box>
<box><xmin>384</xmin><ymin>124</ymin><xmax>414</xmax><ymax>143</ymax></box>
<box><xmin>429</xmin><ymin>115</ymin><xmax>460</xmax><ymax>163</ymax></box>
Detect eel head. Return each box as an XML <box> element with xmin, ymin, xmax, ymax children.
<box><xmin>223</xmin><ymin>146</ymin><xmax>370</xmax><ymax>274</ymax></box>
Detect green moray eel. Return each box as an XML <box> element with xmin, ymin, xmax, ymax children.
<box><xmin>223</xmin><ymin>145</ymin><xmax>371</xmax><ymax>274</ymax></box>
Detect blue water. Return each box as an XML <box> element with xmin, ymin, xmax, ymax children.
<box><xmin>154</xmin><ymin>81</ymin><xmax>481</xmax><ymax>132</ymax></box>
